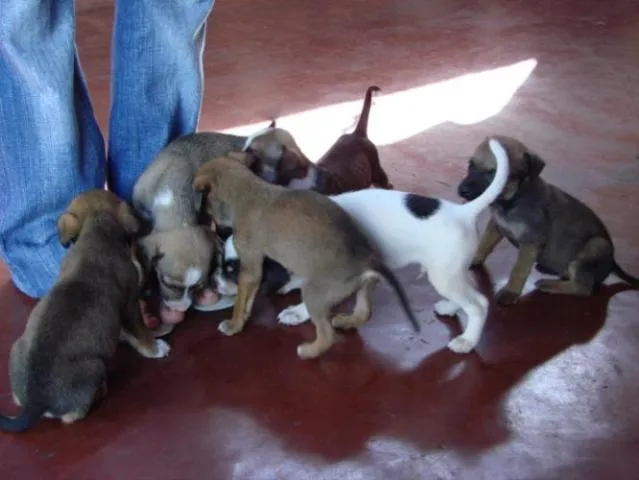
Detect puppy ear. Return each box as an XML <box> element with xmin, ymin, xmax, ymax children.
<box><xmin>227</xmin><ymin>150</ymin><xmax>256</xmax><ymax>168</ymax></box>
<box><xmin>525</xmin><ymin>152</ymin><xmax>546</xmax><ymax>178</ymax></box>
<box><xmin>57</xmin><ymin>212</ymin><xmax>81</xmax><ymax>247</ymax></box>
<box><xmin>277</xmin><ymin>145</ymin><xmax>308</xmax><ymax>179</ymax></box>
<box><xmin>138</xmin><ymin>234</ymin><xmax>164</xmax><ymax>271</ymax></box>
<box><xmin>117</xmin><ymin>203</ymin><xmax>141</xmax><ymax>236</ymax></box>
<box><xmin>193</xmin><ymin>172</ymin><xmax>214</xmax><ymax>193</ymax></box>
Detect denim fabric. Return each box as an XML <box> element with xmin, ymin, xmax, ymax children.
<box><xmin>0</xmin><ymin>0</ymin><xmax>215</xmax><ymax>298</ymax></box>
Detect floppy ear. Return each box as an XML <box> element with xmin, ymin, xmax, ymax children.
<box><xmin>117</xmin><ymin>203</ymin><xmax>141</xmax><ymax>236</ymax></box>
<box><xmin>227</xmin><ymin>150</ymin><xmax>256</xmax><ymax>168</ymax></box>
<box><xmin>525</xmin><ymin>151</ymin><xmax>546</xmax><ymax>178</ymax></box>
<box><xmin>57</xmin><ymin>212</ymin><xmax>81</xmax><ymax>247</ymax></box>
<box><xmin>193</xmin><ymin>171</ymin><xmax>214</xmax><ymax>193</ymax></box>
<box><xmin>277</xmin><ymin>145</ymin><xmax>308</xmax><ymax>179</ymax></box>
<box><xmin>137</xmin><ymin>234</ymin><xmax>164</xmax><ymax>272</ymax></box>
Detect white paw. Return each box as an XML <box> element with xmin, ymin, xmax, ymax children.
<box><xmin>277</xmin><ymin>304</ymin><xmax>309</xmax><ymax>326</ymax></box>
<box><xmin>218</xmin><ymin>319</ymin><xmax>240</xmax><ymax>336</ymax></box>
<box><xmin>151</xmin><ymin>339</ymin><xmax>171</xmax><ymax>358</ymax></box>
<box><xmin>447</xmin><ymin>335</ymin><xmax>476</xmax><ymax>354</ymax></box>
<box><xmin>434</xmin><ymin>300</ymin><xmax>459</xmax><ymax>316</ymax></box>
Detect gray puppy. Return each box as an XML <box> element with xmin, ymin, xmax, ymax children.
<box><xmin>133</xmin><ymin>126</ymin><xmax>300</xmax><ymax>319</ymax></box>
<box><xmin>1</xmin><ymin>191</ymin><xmax>170</xmax><ymax>432</ymax></box>
<box><xmin>458</xmin><ymin>135</ymin><xmax>639</xmax><ymax>304</ymax></box>
<box><xmin>133</xmin><ymin>131</ymin><xmax>250</xmax><ymax>318</ymax></box>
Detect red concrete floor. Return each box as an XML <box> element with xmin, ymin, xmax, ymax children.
<box><xmin>1</xmin><ymin>0</ymin><xmax>639</xmax><ymax>478</ymax></box>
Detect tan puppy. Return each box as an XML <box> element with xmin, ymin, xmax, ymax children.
<box><xmin>458</xmin><ymin>136</ymin><xmax>639</xmax><ymax>304</ymax></box>
<box><xmin>193</xmin><ymin>152</ymin><xmax>420</xmax><ymax>359</ymax></box>
<box><xmin>0</xmin><ymin>190</ymin><xmax>170</xmax><ymax>432</ymax></box>
<box><xmin>245</xmin><ymin>86</ymin><xmax>393</xmax><ymax>194</ymax></box>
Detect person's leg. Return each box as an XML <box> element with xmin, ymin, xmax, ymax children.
<box><xmin>108</xmin><ymin>0</ymin><xmax>216</xmax><ymax>202</ymax></box>
<box><xmin>0</xmin><ymin>1</ymin><xmax>106</xmax><ymax>298</ymax></box>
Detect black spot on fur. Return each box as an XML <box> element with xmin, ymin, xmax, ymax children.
<box><xmin>404</xmin><ymin>194</ymin><xmax>441</xmax><ymax>219</ymax></box>
<box><xmin>261</xmin><ymin>258</ymin><xmax>291</xmax><ymax>296</ymax></box>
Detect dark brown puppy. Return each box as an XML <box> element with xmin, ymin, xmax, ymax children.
<box><xmin>245</xmin><ymin>85</ymin><xmax>393</xmax><ymax>194</ymax></box>
<box><xmin>458</xmin><ymin>136</ymin><xmax>639</xmax><ymax>304</ymax></box>
<box><xmin>193</xmin><ymin>152</ymin><xmax>420</xmax><ymax>359</ymax></box>
<box><xmin>0</xmin><ymin>190</ymin><xmax>170</xmax><ymax>432</ymax></box>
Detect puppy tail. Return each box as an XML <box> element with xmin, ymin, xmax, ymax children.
<box><xmin>461</xmin><ymin>138</ymin><xmax>510</xmax><ymax>219</ymax></box>
<box><xmin>353</xmin><ymin>86</ymin><xmax>381</xmax><ymax>138</ymax></box>
<box><xmin>612</xmin><ymin>261</ymin><xmax>639</xmax><ymax>288</ymax></box>
<box><xmin>0</xmin><ymin>402</ymin><xmax>46</xmax><ymax>433</ymax></box>
<box><xmin>370</xmin><ymin>264</ymin><xmax>421</xmax><ymax>333</ymax></box>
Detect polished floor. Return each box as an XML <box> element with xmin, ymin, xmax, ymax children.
<box><xmin>2</xmin><ymin>1</ymin><xmax>639</xmax><ymax>479</ymax></box>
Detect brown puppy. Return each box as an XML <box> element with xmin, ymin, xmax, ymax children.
<box><xmin>458</xmin><ymin>136</ymin><xmax>639</xmax><ymax>304</ymax></box>
<box><xmin>245</xmin><ymin>86</ymin><xmax>393</xmax><ymax>194</ymax></box>
<box><xmin>0</xmin><ymin>190</ymin><xmax>170</xmax><ymax>432</ymax></box>
<box><xmin>193</xmin><ymin>152</ymin><xmax>420</xmax><ymax>359</ymax></box>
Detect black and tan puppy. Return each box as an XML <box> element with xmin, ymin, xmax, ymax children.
<box><xmin>0</xmin><ymin>190</ymin><xmax>170</xmax><ymax>432</ymax></box>
<box><xmin>193</xmin><ymin>152</ymin><xmax>420</xmax><ymax>359</ymax></box>
<box><xmin>458</xmin><ymin>136</ymin><xmax>639</xmax><ymax>304</ymax></box>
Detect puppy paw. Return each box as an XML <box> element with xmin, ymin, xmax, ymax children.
<box><xmin>297</xmin><ymin>343</ymin><xmax>321</xmax><ymax>359</ymax></box>
<box><xmin>434</xmin><ymin>300</ymin><xmax>459</xmax><ymax>316</ymax></box>
<box><xmin>447</xmin><ymin>335</ymin><xmax>476</xmax><ymax>354</ymax></box>
<box><xmin>149</xmin><ymin>339</ymin><xmax>171</xmax><ymax>359</ymax></box>
<box><xmin>218</xmin><ymin>320</ymin><xmax>242</xmax><ymax>336</ymax></box>
<box><xmin>277</xmin><ymin>305</ymin><xmax>309</xmax><ymax>326</ymax></box>
<box><xmin>495</xmin><ymin>288</ymin><xmax>520</xmax><ymax>305</ymax></box>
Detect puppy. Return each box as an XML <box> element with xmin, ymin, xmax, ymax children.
<box><xmin>245</xmin><ymin>86</ymin><xmax>393</xmax><ymax>194</ymax></box>
<box><xmin>216</xmin><ymin>139</ymin><xmax>510</xmax><ymax>353</ymax></box>
<box><xmin>132</xmin><ymin>126</ymin><xmax>295</xmax><ymax>322</ymax></box>
<box><xmin>458</xmin><ymin>135</ymin><xmax>639</xmax><ymax>304</ymax></box>
<box><xmin>193</xmin><ymin>152</ymin><xmax>420</xmax><ymax>359</ymax></box>
<box><xmin>1</xmin><ymin>190</ymin><xmax>170</xmax><ymax>432</ymax></box>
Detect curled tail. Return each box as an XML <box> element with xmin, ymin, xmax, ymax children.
<box><xmin>353</xmin><ymin>85</ymin><xmax>381</xmax><ymax>138</ymax></box>
<box><xmin>612</xmin><ymin>261</ymin><xmax>639</xmax><ymax>288</ymax></box>
<box><xmin>0</xmin><ymin>402</ymin><xmax>46</xmax><ymax>433</ymax></box>
<box><xmin>371</xmin><ymin>263</ymin><xmax>421</xmax><ymax>332</ymax></box>
<box><xmin>461</xmin><ymin>137</ymin><xmax>510</xmax><ymax>220</ymax></box>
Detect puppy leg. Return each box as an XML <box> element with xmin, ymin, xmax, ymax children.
<box><xmin>296</xmin><ymin>282</ymin><xmax>338</xmax><ymax>359</ymax></box>
<box><xmin>496</xmin><ymin>244</ymin><xmax>538</xmax><ymax>304</ymax></box>
<box><xmin>120</xmin><ymin>294</ymin><xmax>171</xmax><ymax>359</ymax></box>
<box><xmin>471</xmin><ymin>219</ymin><xmax>504</xmax><ymax>267</ymax></box>
<box><xmin>431</xmin><ymin>270</ymin><xmax>489</xmax><ymax>353</ymax></box>
<box><xmin>218</xmin><ymin>259</ymin><xmax>262</xmax><ymax>336</ymax></box>
<box><xmin>536</xmin><ymin>237</ymin><xmax>611</xmax><ymax>296</ymax></box>
<box><xmin>331</xmin><ymin>278</ymin><xmax>378</xmax><ymax>329</ymax></box>
<box><xmin>278</xmin><ymin>302</ymin><xmax>311</xmax><ymax>325</ymax></box>
<box><xmin>370</xmin><ymin>152</ymin><xmax>394</xmax><ymax>189</ymax></box>
<box><xmin>434</xmin><ymin>299</ymin><xmax>460</xmax><ymax>316</ymax></box>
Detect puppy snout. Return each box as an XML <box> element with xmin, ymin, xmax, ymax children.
<box><xmin>163</xmin><ymin>298</ymin><xmax>192</xmax><ymax>312</ymax></box>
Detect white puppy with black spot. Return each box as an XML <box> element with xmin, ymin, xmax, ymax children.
<box><xmin>251</xmin><ymin>138</ymin><xmax>509</xmax><ymax>353</ymax></box>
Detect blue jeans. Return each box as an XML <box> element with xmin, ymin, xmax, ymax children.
<box><xmin>0</xmin><ymin>0</ymin><xmax>215</xmax><ymax>298</ymax></box>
